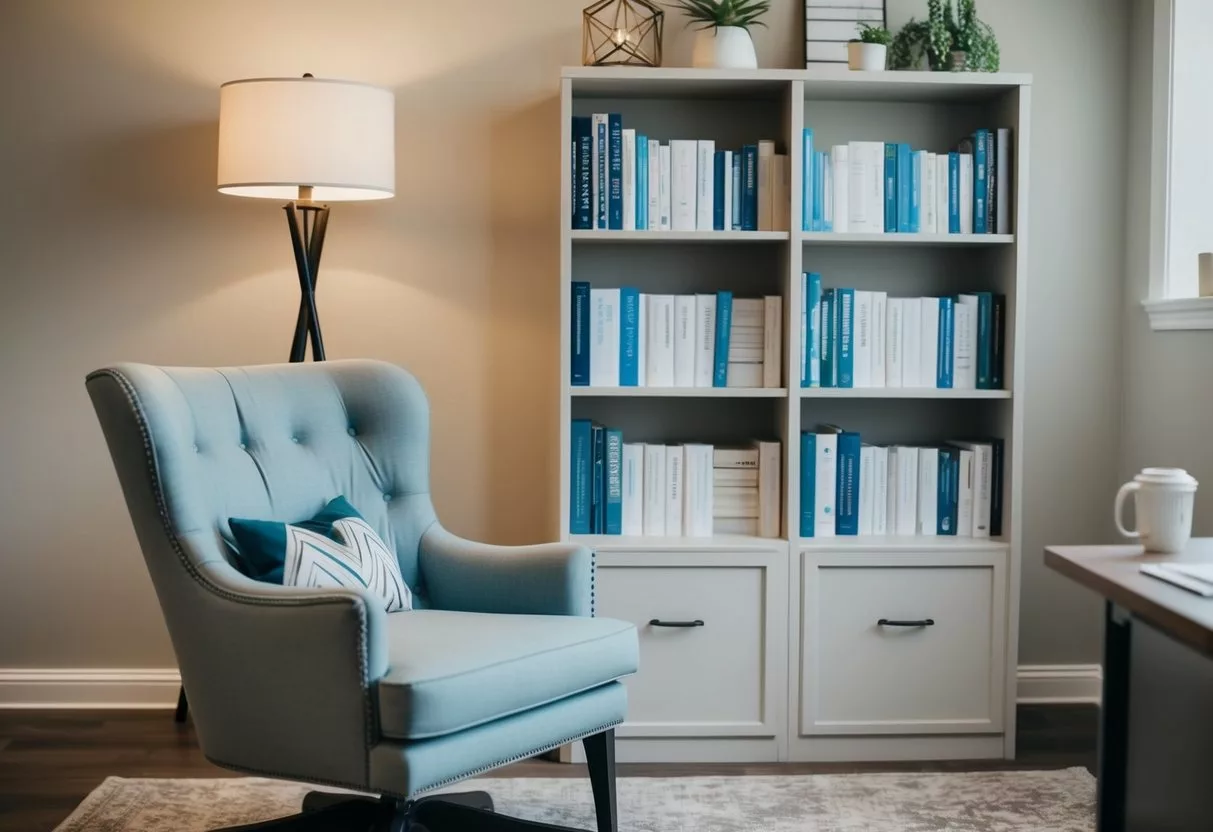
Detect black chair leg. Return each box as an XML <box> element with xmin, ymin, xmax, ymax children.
<box><xmin>582</xmin><ymin>729</ymin><xmax>618</xmax><ymax>832</ymax></box>
<box><xmin>174</xmin><ymin>686</ymin><xmax>189</xmax><ymax>723</ymax></box>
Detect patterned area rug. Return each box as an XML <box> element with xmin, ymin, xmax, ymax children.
<box><xmin>56</xmin><ymin>769</ymin><xmax>1095</xmax><ymax>831</ymax></box>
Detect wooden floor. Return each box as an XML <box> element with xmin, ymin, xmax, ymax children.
<box><xmin>0</xmin><ymin>705</ymin><xmax>1097</xmax><ymax>831</ymax></box>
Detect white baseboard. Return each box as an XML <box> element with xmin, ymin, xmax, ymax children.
<box><xmin>1015</xmin><ymin>664</ymin><xmax>1103</xmax><ymax>705</ymax></box>
<box><xmin>0</xmin><ymin>668</ymin><xmax>181</xmax><ymax>709</ymax></box>
<box><xmin>0</xmin><ymin>665</ymin><xmax>1102</xmax><ymax>709</ymax></box>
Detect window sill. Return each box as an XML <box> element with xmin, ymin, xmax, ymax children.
<box><xmin>1143</xmin><ymin>296</ymin><xmax>1213</xmax><ymax>331</ymax></box>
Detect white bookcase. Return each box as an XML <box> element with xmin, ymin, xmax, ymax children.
<box><xmin>558</xmin><ymin>66</ymin><xmax>1030</xmax><ymax>763</ymax></box>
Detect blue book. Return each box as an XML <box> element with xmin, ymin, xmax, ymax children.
<box><xmin>990</xmin><ymin>437</ymin><xmax>1005</xmax><ymax>536</ymax></box>
<box><xmin>948</xmin><ymin>152</ymin><xmax>961</xmax><ymax>233</ymax></box>
<box><xmin>991</xmin><ymin>294</ymin><xmax>1006</xmax><ymax>389</ymax></box>
<box><xmin>572</xmin><ymin>117</ymin><xmax>592</xmax><ymax>229</ymax></box>
<box><xmin>800</xmin><ymin>432</ymin><xmax>816</xmax><ymax>537</ymax></box>
<box><xmin>835</xmin><ymin>431</ymin><xmax>862</xmax><ymax>535</ymax></box>
<box><xmin>713</xmin><ymin>291</ymin><xmax>733</xmax><ymax>387</ymax></box>
<box><xmin>836</xmin><ymin>288</ymin><xmax>855</xmax><ymax>389</ymax></box>
<box><xmin>812</xmin><ymin>152</ymin><xmax>826</xmax><ymax>232</ymax></box>
<box><xmin>937</xmin><ymin>448</ymin><xmax>958</xmax><ymax>535</ymax></box>
<box><xmin>820</xmin><ymin>288</ymin><xmax>835</xmax><ymax>388</ymax></box>
<box><xmin>804</xmin><ymin>272</ymin><xmax>822</xmax><ymax>387</ymax></box>
<box><xmin>984</xmin><ymin>129</ymin><xmax>996</xmax><ymax>234</ymax></box>
<box><xmin>936</xmin><ymin>297</ymin><xmax>954</xmax><ymax>389</ymax></box>
<box><xmin>569</xmin><ymin>419</ymin><xmax>593</xmax><ymax>534</ymax></box>
<box><xmin>619</xmin><ymin>287</ymin><xmax>641</xmax><ymax>386</ymax></box>
<box><xmin>975</xmin><ymin>292</ymin><xmax>993</xmax><ymax>389</ymax></box>
<box><xmin>731</xmin><ymin>154</ymin><xmax>742</xmax><ymax>230</ymax></box>
<box><xmin>636</xmin><ymin>135</ymin><xmax>648</xmax><ymax>231</ymax></box>
<box><xmin>713</xmin><ymin>151</ymin><xmax>726</xmax><ymax>231</ymax></box>
<box><xmin>896</xmin><ymin>143</ymin><xmax>912</xmax><ymax>233</ymax></box>
<box><xmin>607</xmin><ymin>114</ymin><xmax>623</xmax><ymax>230</ymax></box>
<box><xmin>571</xmin><ymin>281</ymin><xmax>591</xmax><ymax>386</ymax></box>
<box><xmin>741</xmin><ymin>145</ymin><xmax>758</xmax><ymax>231</ymax></box>
<box><xmin>910</xmin><ymin>150</ymin><xmax>924</xmax><ymax>233</ymax></box>
<box><xmin>596</xmin><ymin>119</ymin><xmax>608</xmax><ymax>229</ymax></box>
<box><xmin>604</xmin><ymin>428</ymin><xmax>623</xmax><ymax>535</ymax></box>
<box><xmin>802</xmin><ymin>128</ymin><xmax>814</xmax><ymax>231</ymax></box>
<box><xmin>884</xmin><ymin>143</ymin><xmax>898</xmax><ymax>232</ymax></box>
<box><xmin>591</xmin><ymin>424</ymin><xmax>605</xmax><ymax>533</ymax></box>
<box><xmin>973</xmin><ymin>129</ymin><xmax>989</xmax><ymax>233</ymax></box>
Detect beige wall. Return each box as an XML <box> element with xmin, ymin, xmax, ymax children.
<box><xmin>0</xmin><ymin>0</ymin><xmax>1124</xmax><ymax>669</ymax></box>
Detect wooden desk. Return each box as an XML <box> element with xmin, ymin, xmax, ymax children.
<box><xmin>1047</xmin><ymin>541</ymin><xmax>1213</xmax><ymax>832</ymax></box>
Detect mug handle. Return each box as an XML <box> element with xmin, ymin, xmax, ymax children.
<box><xmin>1115</xmin><ymin>482</ymin><xmax>1141</xmax><ymax>539</ymax></box>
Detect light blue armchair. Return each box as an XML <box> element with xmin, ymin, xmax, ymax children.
<box><xmin>87</xmin><ymin>360</ymin><xmax>638</xmax><ymax>832</ymax></box>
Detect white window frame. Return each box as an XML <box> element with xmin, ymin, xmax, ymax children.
<box><xmin>1142</xmin><ymin>0</ymin><xmax>1213</xmax><ymax>330</ymax></box>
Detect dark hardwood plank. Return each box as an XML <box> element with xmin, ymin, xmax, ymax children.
<box><xmin>0</xmin><ymin>706</ymin><xmax>1096</xmax><ymax>832</ymax></box>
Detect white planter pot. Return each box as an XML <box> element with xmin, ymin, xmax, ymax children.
<box><xmin>847</xmin><ymin>42</ymin><xmax>887</xmax><ymax>72</ymax></box>
<box><xmin>691</xmin><ymin>26</ymin><xmax>758</xmax><ymax>70</ymax></box>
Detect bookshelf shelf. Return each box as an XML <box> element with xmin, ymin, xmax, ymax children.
<box><xmin>798</xmin><ymin>536</ymin><xmax>1010</xmax><ymax>552</ymax></box>
<box><xmin>572</xmin><ymin>386</ymin><xmax>788</xmax><ymax>398</ymax></box>
<box><xmin>572</xmin><ymin>230</ymin><xmax>789</xmax><ymax>243</ymax></box>
<box><xmin>798</xmin><ymin>232</ymin><xmax>1014</xmax><ymax>246</ymax></box>
<box><xmin>798</xmin><ymin>388</ymin><xmax>1010</xmax><ymax>400</ymax></box>
<box><xmin>572</xmin><ymin>534</ymin><xmax>783</xmax><ymax>552</ymax></box>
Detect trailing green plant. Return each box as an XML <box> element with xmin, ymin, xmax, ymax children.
<box><xmin>888</xmin><ymin>0</ymin><xmax>998</xmax><ymax>71</ymax></box>
<box><xmin>669</xmin><ymin>0</ymin><xmax>771</xmax><ymax>30</ymax></box>
<box><xmin>852</xmin><ymin>21</ymin><xmax>892</xmax><ymax>46</ymax></box>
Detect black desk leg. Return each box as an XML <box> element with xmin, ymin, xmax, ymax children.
<box><xmin>175</xmin><ymin>686</ymin><xmax>189</xmax><ymax>724</ymax></box>
<box><xmin>1099</xmin><ymin>601</ymin><xmax>1130</xmax><ymax>832</ymax></box>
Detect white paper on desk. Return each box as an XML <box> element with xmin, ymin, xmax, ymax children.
<box><xmin>1140</xmin><ymin>563</ymin><xmax>1213</xmax><ymax>597</ymax></box>
<box><xmin>1161</xmin><ymin>563</ymin><xmax>1213</xmax><ymax>585</ymax></box>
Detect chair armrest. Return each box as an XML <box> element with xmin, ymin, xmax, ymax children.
<box><xmin>419</xmin><ymin>525</ymin><xmax>594</xmax><ymax>616</ymax></box>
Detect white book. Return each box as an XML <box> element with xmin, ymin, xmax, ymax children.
<box><xmin>923</xmin><ymin>153</ymin><xmax>936</xmax><ymax>234</ymax></box>
<box><xmin>673</xmin><ymin>295</ymin><xmax>696</xmax><ymax>387</ymax></box>
<box><xmin>996</xmin><ymin>128</ymin><xmax>1012</xmax><ymax>234</ymax></box>
<box><xmin>714</xmin><ymin>486</ymin><xmax>759</xmax><ymax>518</ymax></box>
<box><xmin>858</xmin><ymin>445</ymin><xmax>875</xmax><ymax>535</ymax></box>
<box><xmin>873</xmin><ymin>446</ymin><xmax>889</xmax><ymax>535</ymax></box>
<box><xmin>622</xmin><ymin>443</ymin><xmax>644</xmax><ymax>536</ymax></box>
<box><xmin>714</xmin><ymin>467</ymin><xmax>758</xmax><ymax>486</ymax></box>
<box><xmin>696</xmin><ymin>140</ymin><xmax>715</xmax><ymax>231</ymax></box>
<box><xmin>954</xmin><ymin>295</ymin><xmax>979</xmax><ymax>389</ymax></box>
<box><xmin>670</xmin><ymin>140</ymin><xmax>697</xmax><ymax>232</ymax></box>
<box><xmin>658</xmin><ymin>144</ymin><xmax>672</xmax><ymax>231</ymax></box>
<box><xmin>694</xmin><ymin>294</ymin><xmax>717</xmax><ymax>387</ymax></box>
<box><xmin>937</xmin><ymin>155</ymin><xmax>950</xmax><ymax>234</ymax></box>
<box><xmin>894</xmin><ymin>446</ymin><xmax>918</xmax><ymax>536</ymax></box>
<box><xmin>853</xmin><ymin>290</ymin><xmax>872</xmax><ymax>387</ymax></box>
<box><xmin>636</xmin><ymin>293</ymin><xmax>647</xmax><ymax>386</ymax></box>
<box><xmin>591</xmin><ymin>114</ymin><xmax>608</xmax><ymax>228</ymax></box>
<box><xmin>589</xmin><ymin>288</ymin><xmax>620</xmax><ymax>386</ymax></box>
<box><xmin>870</xmin><ymin>291</ymin><xmax>887</xmax><ymax>388</ymax></box>
<box><xmin>950</xmin><ymin>441</ymin><xmax>992</xmax><ymax>537</ymax></box>
<box><xmin>902</xmin><ymin>299</ymin><xmax>921</xmax><ymax>387</ymax></box>
<box><xmin>726</xmin><ymin>363</ymin><xmax>763</xmax><ymax>387</ymax></box>
<box><xmin>847</xmin><ymin>141</ymin><xmax>885</xmax><ymax>234</ymax></box>
<box><xmin>757</xmin><ymin>440</ymin><xmax>781</xmax><ymax>538</ymax></box>
<box><xmin>919</xmin><ymin>298</ymin><xmax>940</xmax><ymax>388</ymax></box>
<box><xmin>722</xmin><ymin>150</ymin><xmax>734</xmax><ymax>231</ymax></box>
<box><xmin>683</xmin><ymin>444</ymin><xmax>714</xmax><ymax>537</ymax></box>
<box><xmin>885</xmin><ymin>297</ymin><xmax>903</xmax><ymax>388</ymax></box>
<box><xmin>622</xmin><ymin>129</ymin><xmax>637</xmax><ymax>231</ymax></box>
<box><xmin>715</xmin><ymin>447</ymin><xmax>760</xmax><ymax>468</ymax></box>
<box><xmin>959</xmin><ymin>153</ymin><xmax>974</xmax><ymax>234</ymax></box>
<box><xmin>645</xmin><ymin>295</ymin><xmax>675</xmax><ymax>387</ymax></box>
<box><xmin>763</xmin><ymin>296</ymin><xmax>782</xmax><ymax>388</ymax></box>
<box><xmin>814</xmin><ymin>432</ymin><xmax>838</xmax><ymax>538</ymax></box>
<box><xmin>757</xmin><ymin>140</ymin><xmax>775</xmax><ymax>231</ymax></box>
<box><xmin>885</xmin><ymin>445</ymin><xmax>898</xmax><ymax>535</ymax></box>
<box><xmin>956</xmin><ymin>448</ymin><xmax>974</xmax><ymax>538</ymax></box>
<box><xmin>715</xmin><ymin>518</ymin><xmax>760</xmax><ymax>535</ymax></box>
<box><xmin>912</xmin><ymin>149</ymin><xmax>927</xmax><ymax>232</ymax></box>
<box><xmin>647</xmin><ymin>139</ymin><xmax>661</xmax><ymax>230</ymax></box>
<box><xmin>830</xmin><ymin>145</ymin><xmax>849</xmax><ymax>233</ymax></box>
<box><xmin>665</xmin><ymin>445</ymin><xmax>684</xmax><ymax>536</ymax></box>
<box><xmin>917</xmin><ymin>447</ymin><xmax>939</xmax><ymax>536</ymax></box>
<box><xmin>642</xmin><ymin>444</ymin><xmax>666</xmax><ymax>536</ymax></box>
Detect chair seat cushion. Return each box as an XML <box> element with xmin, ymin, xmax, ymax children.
<box><xmin>376</xmin><ymin>610</ymin><xmax>637</xmax><ymax>740</ymax></box>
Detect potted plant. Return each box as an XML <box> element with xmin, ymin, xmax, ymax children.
<box><xmin>671</xmin><ymin>0</ymin><xmax>770</xmax><ymax>70</ymax></box>
<box><xmin>888</xmin><ymin>0</ymin><xmax>999</xmax><ymax>72</ymax></box>
<box><xmin>848</xmin><ymin>22</ymin><xmax>891</xmax><ymax>72</ymax></box>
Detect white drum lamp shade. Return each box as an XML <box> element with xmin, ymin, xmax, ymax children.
<box><xmin>217</xmin><ymin>77</ymin><xmax>395</xmax><ymax>201</ymax></box>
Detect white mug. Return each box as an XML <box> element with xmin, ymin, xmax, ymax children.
<box><xmin>1114</xmin><ymin>467</ymin><xmax>1198</xmax><ymax>554</ymax></box>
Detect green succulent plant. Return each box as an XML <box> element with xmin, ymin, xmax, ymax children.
<box><xmin>853</xmin><ymin>22</ymin><xmax>892</xmax><ymax>46</ymax></box>
<box><xmin>889</xmin><ymin>0</ymin><xmax>999</xmax><ymax>72</ymax></box>
<box><xmin>669</xmin><ymin>0</ymin><xmax>771</xmax><ymax>30</ymax></box>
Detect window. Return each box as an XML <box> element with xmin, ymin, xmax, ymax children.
<box><xmin>1143</xmin><ymin>0</ymin><xmax>1213</xmax><ymax>329</ymax></box>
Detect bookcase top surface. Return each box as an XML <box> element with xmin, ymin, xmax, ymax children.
<box><xmin>562</xmin><ymin>67</ymin><xmax>1032</xmax><ymax>103</ymax></box>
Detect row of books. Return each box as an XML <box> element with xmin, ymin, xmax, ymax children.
<box><xmin>569</xmin><ymin>425</ymin><xmax>782</xmax><ymax>538</ymax></box>
<box><xmin>569</xmin><ymin>115</ymin><xmax>790</xmax><ymax>232</ymax></box>
<box><xmin>572</xmin><ymin>284</ymin><xmax>783</xmax><ymax>389</ymax></box>
<box><xmin>800</xmin><ymin>129</ymin><xmax>1012</xmax><ymax>235</ymax></box>
<box><xmin>799</xmin><ymin>273</ymin><xmax>1005</xmax><ymax>389</ymax></box>
<box><xmin>800</xmin><ymin>427</ymin><xmax>1004</xmax><ymax>538</ymax></box>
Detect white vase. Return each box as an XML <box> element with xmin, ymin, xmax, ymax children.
<box><xmin>691</xmin><ymin>26</ymin><xmax>758</xmax><ymax>70</ymax></box>
<box><xmin>847</xmin><ymin>42</ymin><xmax>887</xmax><ymax>72</ymax></box>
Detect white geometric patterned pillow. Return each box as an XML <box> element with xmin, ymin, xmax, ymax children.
<box><xmin>283</xmin><ymin>517</ymin><xmax>412</xmax><ymax>612</ymax></box>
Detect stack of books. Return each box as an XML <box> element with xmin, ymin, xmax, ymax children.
<box><xmin>798</xmin><ymin>273</ymin><xmax>1005</xmax><ymax>390</ymax></box>
<box><xmin>801</xmin><ymin>128</ymin><xmax>1012</xmax><ymax>235</ymax></box>
<box><xmin>572</xmin><ymin>285</ymin><xmax>782</xmax><ymax>389</ymax></box>
<box><xmin>800</xmin><ymin>427</ymin><xmax>1004</xmax><ymax>538</ymax></box>
<box><xmin>570</xmin><ymin>114</ymin><xmax>789</xmax><ymax>231</ymax></box>
<box><xmin>569</xmin><ymin>424</ymin><xmax>781</xmax><ymax>538</ymax></box>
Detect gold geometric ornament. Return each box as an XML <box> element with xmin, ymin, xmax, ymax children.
<box><xmin>582</xmin><ymin>0</ymin><xmax>664</xmax><ymax>67</ymax></box>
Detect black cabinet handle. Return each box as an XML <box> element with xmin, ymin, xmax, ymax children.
<box><xmin>877</xmin><ymin>618</ymin><xmax>935</xmax><ymax>627</ymax></box>
<box><xmin>648</xmin><ymin>619</ymin><xmax>705</xmax><ymax>628</ymax></box>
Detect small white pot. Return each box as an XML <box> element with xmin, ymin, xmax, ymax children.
<box><xmin>691</xmin><ymin>26</ymin><xmax>758</xmax><ymax>70</ymax></box>
<box><xmin>847</xmin><ymin>41</ymin><xmax>887</xmax><ymax>72</ymax></box>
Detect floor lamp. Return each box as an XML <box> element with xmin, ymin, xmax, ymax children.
<box><xmin>165</xmin><ymin>76</ymin><xmax>396</xmax><ymax>723</ymax></box>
